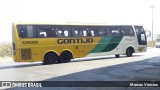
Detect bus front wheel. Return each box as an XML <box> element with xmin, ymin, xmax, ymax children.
<box><xmin>44</xmin><ymin>52</ymin><xmax>58</xmax><ymax>64</ymax></box>
<box><xmin>59</xmin><ymin>51</ymin><xmax>72</xmax><ymax>63</ymax></box>
<box><xmin>126</xmin><ymin>48</ymin><xmax>133</xmax><ymax>57</ymax></box>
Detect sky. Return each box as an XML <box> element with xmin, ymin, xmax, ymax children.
<box><xmin>0</xmin><ymin>0</ymin><xmax>160</xmax><ymax>42</ymax></box>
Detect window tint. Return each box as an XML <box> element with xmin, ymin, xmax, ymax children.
<box><xmin>72</xmin><ymin>26</ymin><xmax>90</xmax><ymax>37</ymax></box>
<box><xmin>121</xmin><ymin>26</ymin><xmax>134</xmax><ymax>36</ymax></box>
<box><xmin>55</xmin><ymin>26</ymin><xmax>71</xmax><ymax>37</ymax></box>
<box><xmin>90</xmin><ymin>30</ymin><xmax>95</xmax><ymax>36</ymax></box>
<box><xmin>134</xmin><ymin>26</ymin><xmax>145</xmax><ymax>35</ymax></box>
<box><xmin>39</xmin><ymin>30</ymin><xmax>47</xmax><ymax>37</ymax></box>
<box><xmin>106</xmin><ymin>26</ymin><xmax>121</xmax><ymax>36</ymax></box>
<box><xmin>90</xmin><ymin>26</ymin><xmax>106</xmax><ymax>36</ymax></box>
<box><xmin>27</xmin><ymin>26</ymin><xmax>34</xmax><ymax>37</ymax></box>
<box><xmin>36</xmin><ymin>25</ymin><xmax>55</xmax><ymax>38</ymax></box>
<box><xmin>17</xmin><ymin>25</ymin><xmax>138</xmax><ymax>38</ymax></box>
<box><xmin>82</xmin><ymin>30</ymin><xmax>87</xmax><ymax>36</ymax></box>
<box><xmin>17</xmin><ymin>25</ymin><xmax>35</xmax><ymax>38</ymax></box>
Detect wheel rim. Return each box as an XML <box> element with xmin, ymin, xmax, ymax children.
<box><xmin>127</xmin><ymin>49</ymin><xmax>132</xmax><ymax>56</ymax></box>
<box><xmin>45</xmin><ymin>53</ymin><xmax>57</xmax><ymax>64</ymax></box>
<box><xmin>127</xmin><ymin>49</ymin><xmax>130</xmax><ymax>56</ymax></box>
<box><xmin>60</xmin><ymin>52</ymin><xmax>71</xmax><ymax>63</ymax></box>
<box><xmin>62</xmin><ymin>53</ymin><xmax>70</xmax><ymax>60</ymax></box>
<box><xmin>47</xmin><ymin>55</ymin><xmax>54</xmax><ymax>63</ymax></box>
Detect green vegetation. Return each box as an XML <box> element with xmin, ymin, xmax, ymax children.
<box><xmin>147</xmin><ymin>41</ymin><xmax>155</xmax><ymax>47</ymax></box>
<box><xmin>0</xmin><ymin>42</ymin><xmax>12</xmax><ymax>57</ymax></box>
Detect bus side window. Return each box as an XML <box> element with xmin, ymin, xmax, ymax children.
<box><xmin>54</xmin><ymin>26</ymin><xmax>71</xmax><ymax>37</ymax></box>
<box><xmin>106</xmin><ymin>28</ymin><xmax>112</xmax><ymax>36</ymax></box>
<box><xmin>51</xmin><ymin>28</ymin><xmax>57</xmax><ymax>37</ymax></box>
<box><xmin>72</xmin><ymin>30</ymin><xmax>81</xmax><ymax>36</ymax></box>
<box><xmin>94</xmin><ymin>30</ymin><xmax>100</xmax><ymax>36</ymax></box>
<box><xmin>77</xmin><ymin>30</ymin><xmax>83</xmax><ymax>36</ymax></box>
<box><xmin>72</xmin><ymin>26</ymin><xmax>85</xmax><ymax>37</ymax></box>
<box><xmin>63</xmin><ymin>26</ymin><xmax>71</xmax><ymax>37</ymax></box>
<box><xmin>35</xmin><ymin>25</ymin><xmax>56</xmax><ymax>38</ymax></box>
<box><xmin>46</xmin><ymin>28</ymin><xmax>55</xmax><ymax>37</ymax></box>
<box><xmin>82</xmin><ymin>28</ymin><xmax>90</xmax><ymax>36</ymax></box>
<box><xmin>57</xmin><ymin>30</ymin><xmax>63</xmax><ymax>37</ymax></box>
<box><xmin>39</xmin><ymin>31</ymin><xmax>47</xmax><ymax>37</ymax></box>
<box><xmin>72</xmin><ymin>26</ymin><xmax>91</xmax><ymax>37</ymax></box>
<box><xmin>64</xmin><ymin>30</ymin><xmax>69</xmax><ymax>37</ymax></box>
<box><xmin>128</xmin><ymin>29</ymin><xmax>134</xmax><ymax>35</ymax></box>
<box><xmin>121</xmin><ymin>29</ymin><xmax>126</xmax><ymax>35</ymax></box>
<box><xmin>82</xmin><ymin>30</ymin><xmax>87</xmax><ymax>36</ymax></box>
<box><xmin>26</xmin><ymin>26</ymin><xmax>34</xmax><ymax>38</ymax></box>
<box><xmin>87</xmin><ymin>30</ymin><xmax>92</xmax><ymax>36</ymax></box>
<box><xmin>90</xmin><ymin>30</ymin><xmax>95</xmax><ymax>36</ymax></box>
<box><xmin>112</xmin><ymin>30</ymin><xmax>120</xmax><ymax>36</ymax></box>
<box><xmin>121</xmin><ymin>26</ymin><xmax>134</xmax><ymax>36</ymax></box>
<box><xmin>107</xmin><ymin>26</ymin><xmax>120</xmax><ymax>36</ymax></box>
<box><xmin>55</xmin><ymin>26</ymin><xmax>64</xmax><ymax>37</ymax></box>
<box><xmin>90</xmin><ymin>26</ymin><xmax>105</xmax><ymax>36</ymax></box>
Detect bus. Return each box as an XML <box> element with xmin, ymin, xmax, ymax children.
<box><xmin>12</xmin><ymin>22</ymin><xmax>147</xmax><ymax>64</ymax></box>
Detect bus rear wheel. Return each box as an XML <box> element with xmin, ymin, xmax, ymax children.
<box><xmin>59</xmin><ymin>51</ymin><xmax>72</xmax><ymax>63</ymax></box>
<box><xmin>44</xmin><ymin>52</ymin><xmax>58</xmax><ymax>64</ymax></box>
<box><xmin>126</xmin><ymin>48</ymin><xmax>133</xmax><ymax>57</ymax></box>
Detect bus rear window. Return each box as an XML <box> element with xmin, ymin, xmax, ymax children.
<box><xmin>17</xmin><ymin>25</ymin><xmax>34</xmax><ymax>38</ymax></box>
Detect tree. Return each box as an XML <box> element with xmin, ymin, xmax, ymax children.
<box><xmin>0</xmin><ymin>42</ymin><xmax>12</xmax><ymax>57</ymax></box>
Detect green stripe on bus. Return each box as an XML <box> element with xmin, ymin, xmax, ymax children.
<box><xmin>101</xmin><ymin>36</ymin><xmax>123</xmax><ymax>52</ymax></box>
<box><xmin>89</xmin><ymin>36</ymin><xmax>112</xmax><ymax>53</ymax></box>
<box><xmin>89</xmin><ymin>36</ymin><xmax>123</xmax><ymax>53</ymax></box>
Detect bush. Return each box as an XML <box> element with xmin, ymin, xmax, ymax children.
<box><xmin>0</xmin><ymin>42</ymin><xmax>12</xmax><ymax>57</ymax></box>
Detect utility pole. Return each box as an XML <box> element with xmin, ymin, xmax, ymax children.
<box><xmin>150</xmin><ymin>6</ymin><xmax>155</xmax><ymax>47</ymax></box>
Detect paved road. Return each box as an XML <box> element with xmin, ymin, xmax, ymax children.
<box><xmin>0</xmin><ymin>47</ymin><xmax>160</xmax><ymax>90</ymax></box>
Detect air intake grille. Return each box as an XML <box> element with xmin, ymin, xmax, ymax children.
<box><xmin>21</xmin><ymin>48</ymin><xmax>32</xmax><ymax>60</ymax></box>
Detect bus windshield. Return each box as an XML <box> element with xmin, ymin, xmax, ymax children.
<box><xmin>134</xmin><ymin>26</ymin><xmax>147</xmax><ymax>45</ymax></box>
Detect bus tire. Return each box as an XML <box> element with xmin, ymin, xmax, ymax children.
<box><xmin>59</xmin><ymin>51</ymin><xmax>72</xmax><ymax>63</ymax></box>
<box><xmin>44</xmin><ymin>52</ymin><xmax>58</xmax><ymax>64</ymax></box>
<box><xmin>115</xmin><ymin>54</ymin><xmax>120</xmax><ymax>58</ymax></box>
<box><xmin>126</xmin><ymin>48</ymin><xmax>133</xmax><ymax>57</ymax></box>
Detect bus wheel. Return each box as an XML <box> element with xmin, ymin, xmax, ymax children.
<box><xmin>44</xmin><ymin>52</ymin><xmax>58</xmax><ymax>64</ymax></box>
<box><xmin>59</xmin><ymin>51</ymin><xmax>72</xmax><ymax>63</ymax></box>
<box><xmin>126</xmin><ymin>48</ymin><xmax>133</xmax><ymax>57</ymax></box>
<box><xmin>115</xmin><ymin>54</ymin><xmax>120</xmax><ymax>58</ymax></box>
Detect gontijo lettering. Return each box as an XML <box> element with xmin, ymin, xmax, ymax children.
<box><xmin>57</xmin><ymin>38</ymin><xmax>93</xmax><ymax>44</ymax></box>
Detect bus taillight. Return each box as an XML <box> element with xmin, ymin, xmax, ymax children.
<box><xmin>12</xmin><ymin>42</ymin><xmax>16</xmax><ymax>55</ymax></box>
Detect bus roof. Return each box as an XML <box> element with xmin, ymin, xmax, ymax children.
<box><xmin>12</xmin><ymin>22</ymin><xmax>140</xmax><ymax>26</ymax></box>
